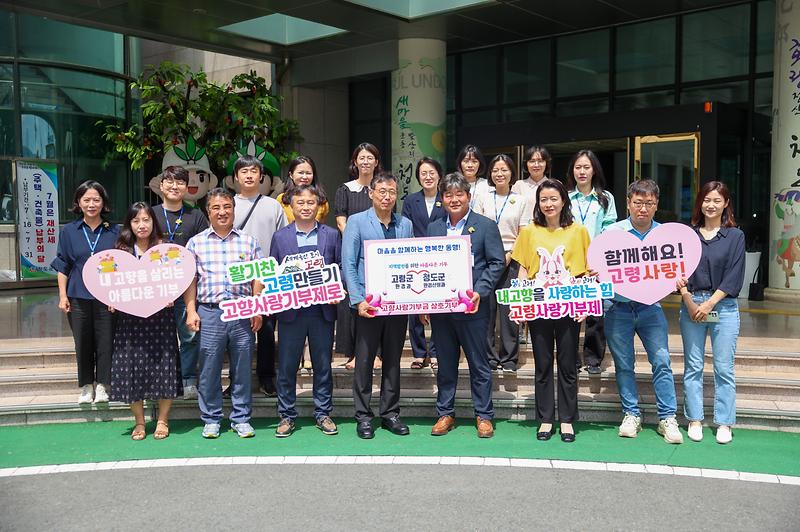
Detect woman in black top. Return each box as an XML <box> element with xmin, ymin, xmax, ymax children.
<box><xmin>52</xmin><ymin>181</ymin><xmax>119</xmax><ymax>404</ymax></box>
<box><xmin>677</xmin><ymin>181</ymin><xmax>745</xmax><ymax>445</ymax></box>
<box><xmin>334</xmin><ymin>143</ymin><xmax>383</xmax><ymax>369</ymax></box>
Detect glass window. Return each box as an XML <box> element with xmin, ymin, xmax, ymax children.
<box><xmin>501</xmin><ymin>104</ymin><xmax>550</xmax><ymax>122</ymax></box>
<box><xmin>18</xmin><ymin>14</ymin><xmax>124</xmax><ymax>73</ymax></box>
<box><xmin>351</xmin><ymin>78</ymin><xmax>385</xmax><ymax>122</ymax></box>
<box><xmin>680</xmin><ymin>81</ymin><xmax>748</xmax><ymax>105</ymax></box>
<box><xmin>616</xmin><ymin>18</ymin><xmax>675</xmax><ymax>90</ymax></box>
<box><xmin>754</xmin><ymin>77</ymin><xmax>772</xmax><ymax>116</ymax></box>
<box><xmin>504</xmin><ymin>39</ymin><xmax>550</xmax><ymax>103</ymax></box>
<box><xmin>556</xmin><ymin>97</ymin><xmax>609</xmax><ymax>116</ymax></box>
<box><xmin>461</xmin><ymin>49</ymin><xmax>497</xmax><ymax>108</ymax></box>
<box><xmin>20</xmin><ymin>66</ymin><xmax>126</xmax><ymax>118</ymax></box>
<box><xmin>0</xmin><ymin>63</ymin><xmax>14</xmax><ymax>156</ymax></box>
<box><xmin>0</xmin><ymin>11</ymin><xmax>13</xmax><ymax>57</ymax></box>
<box><xmin>682</xmin><ymin>5</ymin><xmax>750</xmax><ymax>82</ymax></box>
<box><xmin>447</xmin><ymin>55</ymin><xmax>455</xmax><ymax>112</ymax></box>
<box><xmin>614</xmin><ymin>90</ymin><xmax>675</xmax><ymax>111</ymax></box>
<box><xmin>461</xmin><ymin>109</ymin><xmax>497</xmax><ymax>127</ymax></box>
<box><xmin>446</xmin><ymin>113</ymin><xmax>456</xmax><ymax>170</ymax></box>
<box><xmin>557</xmin><ymin>29</ymin><xmax>610</xmax><ymax>97</ymax></box>
<box><xmin>756</xmin><ymin>0</ymin><xmax>775</xmax><ymax>73</ymax></box>
<box><xmin>0</xmin><ymin>160</ymin><xmax>12</xmax><ymax>224</ymax></box>
<box><xmin>350</xmin><ymin>121</ymin><xmax>387</xmax><ymax>160</ymax></box>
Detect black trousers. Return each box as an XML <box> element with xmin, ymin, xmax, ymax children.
<box><xmin>580</xmin><ymin>315</ymin><xmax>606</xmax><ymax>367</ymax></box>
<box><xmin>352</xmin><ymin>314</ymin><xmax>406</xmax><ymax>422</ymax></box>
<box><xmin>334</xmin><ymin>297</ymin><xmax>356</xmax><ymax>358</ymax></box>
<box><xmin>487</xmin><ymin>261</ymin><xmax>520</xmax><ymax>368</ymax></box>
<box><xmin>68</xmin><ymin>297</ymin><xmax>114</xmax><ymax>387</ymax></box>
<box><xmin>256</xmin><ymin>316</ymin><xmax>277</xmax><ymax>385</ymax></box>
<box><xmin>529</xmin><ymin>316</ymin><xmax>580</xmax><ymax>423</ymax></box>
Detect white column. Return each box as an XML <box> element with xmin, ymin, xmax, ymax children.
<box><xmin>767</xmin><ymin>2</ymin><xmax>800</xmax><ymax>300</ymax></box>
<box><xmin>390</xmin><ymin>38</ymin><xmax>446</xmax><ymax>208</ymax></box>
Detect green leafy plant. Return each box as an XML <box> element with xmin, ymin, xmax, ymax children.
<box><xmin>98</xmin><ymin>61</ymin><xmax>301</xmax><ymax>174</ymax></box>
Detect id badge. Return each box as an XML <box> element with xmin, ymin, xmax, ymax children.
<box><xmin>705</xmin><ymin>310</ymin><xmax>720</xmax><ymax>323</ymax></box>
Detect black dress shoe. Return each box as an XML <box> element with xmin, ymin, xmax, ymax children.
<box><xmin>587</xmin><ymin>364</ymin><xmax>601</xmax><ymax>375</ymax></box>
<box><xmin>381</xmin><ymin>416</ymin><xmax>410</xmax><ymax>435</ymax></box>
<box><xmin>260</xmin><ymin>380</ymin><xmax>277</xmax><ymax>398</ymax></box>
<box><xmin>536</xmin><ymin>427</ymin><xmax>555</xmax><ymax>441</ymax></box>
<box><xmin>356</xmin><ymin>421</ymin><xmax>374</xmax><ymax>439</ymax></box>
<box><xmin>560</xmin><ymin>430</ymin><xmax>576</xmax><ymax>443</ymax></box>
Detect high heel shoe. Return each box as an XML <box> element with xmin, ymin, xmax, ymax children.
<box><xmin>536</xmin><ymin>425</ymin><xmax>556</xmax><ymax>441</ymax></box>
<box><xmin>560</xmin><ymin>425</ymin><xmax>576</xmax><ymax>443</ymax></box>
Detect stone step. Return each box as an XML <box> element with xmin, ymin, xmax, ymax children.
<box><xmin>2</xmin><ymin>364</ymin><xmax>798</xmax><ymax>403</ymax></box>
<box><xmin>2</xmin><ymin>391</ymin><xmax>798</xmax><ymax>432</ymax></box>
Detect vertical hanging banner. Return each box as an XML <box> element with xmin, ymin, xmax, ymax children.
<box><xmin>16</xmin><ymin>161</ymin><xmax>59</xmax><ymax>279</ymax></box>
<box><xmin>391</xmin><ymin>38</ymin><xmax>446</xmax><ymax>210</ymax></box>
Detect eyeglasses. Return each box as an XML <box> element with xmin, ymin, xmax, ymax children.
<box><xmin>528</xmin><ymin>159</ymin><xmax>546</xmax><ymax>166</ymax></box>
<box><xmin>631</xmin><ymin>201</ymin><xmax>657</xmax><ymax>209</ymax></box>
<box><xmin>371</xmin><ymin>188</ymin><xmax>397</xmax><ymax>198</ymax></box>
<box><xmin>293</xmin><ymin>171</ymin><xmax>314</xmax><ymax>177</ymax></box>
<box><xmin>357</xmin><ymin>155</ymin><xmax>376</xmax><ymax>163</ymax></box>
<box><xmin>162</xmin><ymin>178</ymin><xmax>187</xmax><ymax>187</ymax></box>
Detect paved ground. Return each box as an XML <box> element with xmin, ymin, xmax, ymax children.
<box><xmin>1</xmin><ymin>465</ymin><xmax>798</xmax><ymax>531</ymax></box>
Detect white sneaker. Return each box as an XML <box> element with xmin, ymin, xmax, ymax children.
<box><xmin>183</xmin><ymin>384</ymin><xmax>198</xmax><ymax>400</ymax></box>
<box><xmin>618</xmin><ymin>413</ymin><xmax>642</xmax><ymax>438</ymax></box>
<box><xmin>687</xmin><ymin>421</ymin><xmax>703</xmax><ymax>442</ymax></box>
<box><xmin>94</xmin><ymin>383</ymin><xmax>109</xmax><ymax>403</ymax></box>
<box><xmin>657</xmin><ymin>417</ymin><xmax>684</xmax><ymax>444</ymax></box>
<box><xmin>78</xmin><ymin>384</ymin><xmax>94</xmax><ymax>404</ymax></box>
<box><xmin>716</xmin><ymin>425</ymin><xmax>733</xmax><ymax>444</ymax></box>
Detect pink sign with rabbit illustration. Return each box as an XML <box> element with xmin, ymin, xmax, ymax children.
<box><xmin>496</xmin><ymin>245</ymin><xmax>614</xmax><ymax>320</ymax></box>
<box><xmin>587</xmin><ymin>222</ymin><xmax>701</xmax><ymax>305</ymax></box>
<box><xmin>364</xmin><ymin>236</ymin><xmax>474</xmax><ymax>316</ymax></box>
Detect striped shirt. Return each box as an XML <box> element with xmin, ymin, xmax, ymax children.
<box><xmin>186</xmin><ymin>227</ymin><xmax>263</xmax><ymax>304</ymax></box>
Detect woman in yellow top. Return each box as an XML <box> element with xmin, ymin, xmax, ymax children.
<box><xmin>511</xmin><ymin>178</ymin><xmax>590</xmax><ymax>443</ymax></box>
<box><xmin>277</xmin><ymin>155</ymin><xmax>330</xmax><ymax>223</ymax></box>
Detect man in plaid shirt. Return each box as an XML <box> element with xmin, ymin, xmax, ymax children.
<box><xmin>185</xmin><ymin>188</ymin><xmax>263</xmax><ymax>439</ymax></box>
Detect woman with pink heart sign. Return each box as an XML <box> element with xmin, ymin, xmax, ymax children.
<box><xmin>109</xmin><ymin>202</ymin><xmax>182</xmax><ymax>441</ymax></box>
<box><xmin>676</xmin><ymin>181</ymin><xmax>745</xmax><ymax>445</ymax></box>
<box><xmin>511</xmin><ymin>178</ymin><xmax>590</xmax><ymax>443</ymax></box>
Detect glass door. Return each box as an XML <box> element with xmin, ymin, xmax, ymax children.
<box><xmin>634</xmin><ymin>133</ymin><xmax>699</xmax><ymax>222</ymax></box>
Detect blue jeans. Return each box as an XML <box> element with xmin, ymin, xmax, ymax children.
<box><xmin>680</xmin><ymin>293</ymin><xmax>739</xmax><ymax>426</ymax></box>
<box><xmin>605</xmin><ymin>301</ymin><xmax>677</xmax><ymax>419</ymax></box>
<box><xmin>173</xmin><ymin>298</ymin><xmax>199</xmax><ymax>386</ymax></box>
<box><xmin>276</xmin><ymin>315</ymin><xmax>334</xmax><ymax>421</ymax></box>
<box><xmin>197</xmin><ymin>304</ymin><xmax>254</xmax><ymax>425</ymax></box>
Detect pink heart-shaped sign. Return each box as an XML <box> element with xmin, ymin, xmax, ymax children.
<box><xmin>83</xmin><ymin>243</ymin><xmax>196</xmax><ymax>318</ymax></box>
<box><xmin>587</xmin><ymin>222</ymin><xmax>701</xmax><ymax>305</ymax></box>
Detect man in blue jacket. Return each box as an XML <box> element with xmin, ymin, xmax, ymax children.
<box><xmin>342</xmin><ymin>173</ymin><xmax>414</xmax><ymax>439</ymax></box>
<box><xmin>269</xmin><ymin>184</ymin><xmax>341</xmax><ymax>438</ymax></box>
<box><xmin>424</xmin><ymin>172</ymin><xmax>505</xmax><ymax>438</ymax></box>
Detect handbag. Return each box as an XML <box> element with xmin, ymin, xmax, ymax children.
<box><xmin>748</xmin><ymin>263</ymin><xmax>764</xmax><ymax>301</ymax></box>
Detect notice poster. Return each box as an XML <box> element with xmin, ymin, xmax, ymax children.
<box><xmin>364</xmin><ymin>236</ymin><xmax>474</xmax><ymax>316</ymax></box>
<box><xmin>16</xmin><ymin>161</ymin><xmax>59</xmax><ymax>279</ymax></box>
<box><xmin>496</xmin><ymin>277</ymin><xmax>615</xmax><ymax>321</ymax></box>
<box><xmin>221</xmin><ymin>250</ymin><xmax>344</xmax><ymax>321</ymax></box>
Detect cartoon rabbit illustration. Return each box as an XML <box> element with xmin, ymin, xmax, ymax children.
<box><xmin>535</xmin><ymin>245</ymin><xmax>571</xmax><ymax>287</ymax></box>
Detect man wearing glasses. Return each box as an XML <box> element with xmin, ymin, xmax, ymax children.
<box><xmin>341</xmin><ymin>173</ymin><xmax>414</xmax><ymax>439</ymax></box>
<box><xmin>152</xmin><ymin>165</ymin><xmax>209</xmax><ymax>399</ymax></box>
<box><xmin>603</xmin><ymin>179</ymin><xmax>683</xmax><ymax>445</ymax></box>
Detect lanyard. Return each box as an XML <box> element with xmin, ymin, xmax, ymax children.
<box><xmin>82</xmin><ymin>225</ymin><xmax>104</xmax><ymax>255</ymax></box>
<box><xmin>163</xmin><ymin>206</ymin><xmax>183</xmax><ymax>242</ymax></box>
<box><xmin>493</xmin><ymin>191</ymin><xmax>511</xmax><ymax>224</ymax></box>
<box><xmin>576</xmin><ymin>194</ymin><xmax>594</xmax><ymax>225</ymax></box>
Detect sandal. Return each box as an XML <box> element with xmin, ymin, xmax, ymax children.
<box><xmin>153</xmin><ymin>420</ymin><xmax>170</xmax><ymax>440</ymax></box>
<box><xmin>430</xmin><ymin>359</ymin><xmax>438</xmax><ymax>370</ymax></box>
<box><xmin>344</xmin><ymin>357</ymin><xmax>355</xmax><ymax>370</ymax></box>
<box><xmin>131</xmin><ymin>424</ymin><xmax>146</xmax><ymax>441</ymax></box>
<box><xmin>410</xmin><ymin>358</ymin><xmax>429</xmax><ymax>369</ymax></box>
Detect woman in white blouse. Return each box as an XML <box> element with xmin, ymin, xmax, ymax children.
<box><xmin>512</xmin><ymin>145</ymin><xmax>551</xmax><ymax>202</ymax></box>
<box><xmin>475</xmin><ymin>154</ymin><xmax>533</xmax><ymax>372</ymax></box>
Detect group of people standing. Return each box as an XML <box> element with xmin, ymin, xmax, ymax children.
<box><xmin>53</xmin><ymin>141</ymin><xmax>745</xmax><ymax>446</ymax></box>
